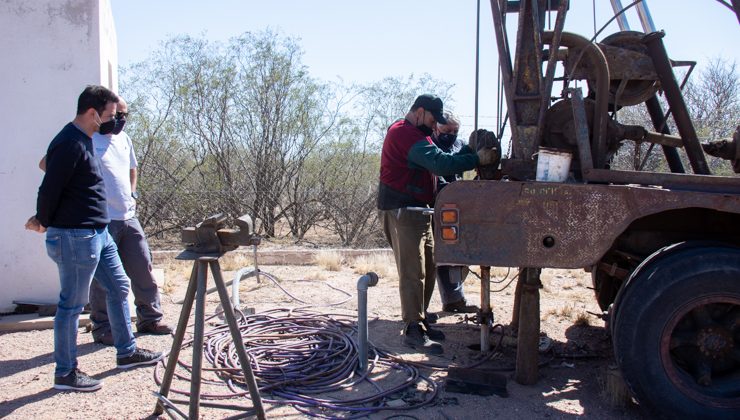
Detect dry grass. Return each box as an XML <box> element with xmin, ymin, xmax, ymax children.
<box><xmin>303</xmin><ymin>268</ymin><xmax>328</xmax><ymax>281</ymax></box>
<box><xmin>574</xmin><ymin>311</ymin><xmax>591</xmax><ymax>326</ymax></box>
<box><xmin>219</xmin><ymin>252</ymin><xmax>254</xmax><ymax>271</ymax></box>
<box><xmin>315</xmin><ymin>250</ymin><xmax>343</xmax><ymax>271</ymax></box>
<box><xmin>350</xmin><ymin>253</ymin><xmax>397</xmax><ymax>280</ymax></box>
<box><xmin>159</xmin><ymin>259</ymin><xmax>193</xmax><ymax>294</ymax></box>
<box><xmin>555</xmin><ymin>304</ymin><xmax>574</xmax><ymax>319</ymax></box>
<box><xmin>546</xmin><ymin>302</ymin><xmax>592</xmax><ymax>326</ymax></box>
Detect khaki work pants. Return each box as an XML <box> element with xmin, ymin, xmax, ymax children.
<box><xmin>379</xmin><ymin>208</ymin><xmax>436</xmax><ymax>325</ymax></box>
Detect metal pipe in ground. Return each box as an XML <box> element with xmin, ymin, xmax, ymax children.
<box><xmin>357</xmin><ymin>272</ymin><xmax>379</xmax><ymax>373</ymax></box>
<box><xmin>480</xmin><ymin>266</ymin><xmax>491</xmax><ymax>352</ymax></box>
<box><xmin>515</xmin><ymin>267</ymin><xmax>542</xmax><ymax>385</ymax></box>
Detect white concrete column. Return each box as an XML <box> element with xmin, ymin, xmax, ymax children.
<box><xmin>0</xmin><ymin>0</ymin><xmax>117</xmax><ymax>311</ymax></box>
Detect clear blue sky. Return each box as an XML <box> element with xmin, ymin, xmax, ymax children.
<box><xmin>111</xmin><ymin>0</ymin><xmax>739</xmax><ymax>138</ymax></box>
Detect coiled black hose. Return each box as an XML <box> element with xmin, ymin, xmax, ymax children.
<box><xmin>154</xmin><ymin>308</ymin><xmax>438</xmax><ymax>418</ymax></box>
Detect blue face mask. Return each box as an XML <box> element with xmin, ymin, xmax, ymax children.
<box><xmin>434</xmin><ymin>133</ymin><xmax>457</xmax><ymax>150</ymax></box>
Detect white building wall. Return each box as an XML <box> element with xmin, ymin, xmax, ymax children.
<box><xmin>0</xmin><ymin>0</ymin><xmax>117</xmax><ymax>312</ymax></box>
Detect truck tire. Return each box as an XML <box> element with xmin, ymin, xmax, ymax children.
<box><xmin>612</xmin><ymin>244</ymin><xmax>740</xmax><ymax>418</ymax></box>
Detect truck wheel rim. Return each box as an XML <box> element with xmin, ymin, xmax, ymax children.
<box><xmin>661</xmin><ymin>295</ymin><xmax>740</xmax><ymax>408</ymax></box>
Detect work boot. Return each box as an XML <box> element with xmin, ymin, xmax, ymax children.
<box><xmin>92</xmin><ymin>330</ymin><xmax>114</xmax><ymax>346</ymax></box>
<box><xmin>422</xmin><ymin>319</ymin><xmax>446</xmax><ymax>341</ymax></box>
<box><xmin>424</xmin><ymin>312</ymin><xmax>439</xmax><ymax>324</ymax></box>
<box><xmin>442</xmin><ymin>300</ymin><xmax>480</xmax><ymax>314</ymax></box>
<box><xmin>53</xmin><ymin>369</ymin><xmax>102</xmax><ymax>392</ymax></box>
<box><xmin>137</xmin><ymin>321</ymin><xmax>173</xmax><ymax>335</ymax></box>
<box><xmin>403</xmin><ymin>323</ymin><xmax>443</xmax><ymax>355</ymax></box>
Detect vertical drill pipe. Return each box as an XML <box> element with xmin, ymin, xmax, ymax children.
<box><xmin>635</xmin><ymin>0</ymin><xmax>656</xmax><ymax>32</ymax></box>
<box><xmin>609</xmin><ymin>0</ymin><xmax>632</xmax><ymax>31</ymax></box>
<box><xmin>481</xmin><ymin>266</ymin><xmax>491</xmax><ymax>352</ymax></box>
<box><xmin>511</xmin><ymin>274</ymin><xmax>523</xmax><ymax>328</ymax></box>
<box><xmin>210</xmin><ymin>260</ymin><xmax>266</xmax><ymax>420</ymax></box>
<box><xmin>515</xmin><ymin>267</ymin><xmax>541</xmax><ymax>385</ymax></box>
<box><xmin>475</xmin><ymin>0</ymin><xmax>480</xmax><ymax>132</ymax></box>
<box><xmin>643</xmin><ymin>31</ymin><xmax>710</xmax><ymax>175</ymax></box>
<box><xmin>357</xmin><ymin>272</ymin><xmax>379</xmax><ymax>373</ymax></box>
<box><xmin>189</xmin><ymin>260</ymin><xmax>208</xmax><ymax>419</ymax></box>
<box><xmin>154</xmin><ymin>261</ymin><xmax>199</xmax><ymax>416</ymax></box>
<box><xmin>645</xmin><ymin>95</ymin><xmax>685</xmax><ymax>173</ymax></box>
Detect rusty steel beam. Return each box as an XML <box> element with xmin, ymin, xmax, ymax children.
<box><xmin>490</xmin><ymin>0</ymin><xmax>519</xmax><ymax>145</ymax></box>
<box><xmin>582</xmin><ymin>168</ymin><xmax>740</xmax><ymax>194</ymax></box>
<box><xmin>536</xmin><ymin>0</ymin><xmax>569</xmax><ymax>145</ymax></box>
<box><xmin>643</xmin><ymin>31</ymin><xmax>710</xmax><ymax>175</ymax></box>
<box><xmin>510</xmin><ymin>0</ymin><xmax>547</xmax><ymax>160</ymax></box>
<box><xmin>569</xmin><ymin>88</ymin><xmax>594</xmax><ymax>171</ymax></box>
<box><xmin>434</xmin><ymin>180</ymin><xmax>740</xmax><ymax>269</ymax></box>
<box><xmin>645</xmin><ymin>95</ymin><xmax>685</xmax><ymax>173</ymax></box>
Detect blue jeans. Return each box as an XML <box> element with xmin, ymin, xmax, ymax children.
<box><xmin>436</xmin><ymin>265</ymin><xmax>468</xmax><ymax>305</ymax></box>
<box><xmin>45</xmin><ymin>226</ymin><xmax>136</xmax><ymax>377</ymax></box>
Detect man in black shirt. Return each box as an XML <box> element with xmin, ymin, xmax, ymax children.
<box><xmin>25</xmin><ymin>85</ymin><xmax>162</xmax><ymax>392</ymax></box>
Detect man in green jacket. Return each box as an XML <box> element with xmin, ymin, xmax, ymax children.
<box><xmin>377</xmin><ymin>94</ymin><xmax>496</xmax><ymax>354</ymax></box>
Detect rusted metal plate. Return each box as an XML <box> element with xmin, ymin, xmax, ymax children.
<box><xmin>434</xmin><ymin>180</ymin><xmax>740</xmax><ymax>268</ymax></box>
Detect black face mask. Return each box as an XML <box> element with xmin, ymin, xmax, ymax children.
<box><xmin>416</xmin><ymin>123</ymin><xmax>433</xmax><ymax>136</ymax></box>
<box><xmin>112</xmin><ymin>117</ymin><xmax>126</xmax><ymax>135</ymax></box>
<box><xmin>97</xmin><ymin>113</ymin><xmax>116</xmax><ymax>135</ymax></box>
<box><xmin>434</xmin><ymin>133</ymin><xmax>457</xmax><ymax>150</ymax></box>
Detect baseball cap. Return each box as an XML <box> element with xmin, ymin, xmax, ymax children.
<box><xmin>412</xmin><ymin>94</ymin><xmax>447</xmax><ymax>124</ymax></box>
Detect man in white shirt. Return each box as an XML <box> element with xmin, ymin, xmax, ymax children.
<box><xmin>87</xmin><ymin>98</ymin><xmax>172</xmax><ymax>345</ymax></box>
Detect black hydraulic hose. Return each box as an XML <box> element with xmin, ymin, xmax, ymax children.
<box><xmin>154</xmin><ymin>308</ymin><xmax>438</xmax><ymax>419</ymax></box>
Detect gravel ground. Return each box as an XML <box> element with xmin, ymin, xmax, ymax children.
<box><xmin>0</xmin><ymin>252</ymin><xmax>648</xmax><ymax>419</ymax></box>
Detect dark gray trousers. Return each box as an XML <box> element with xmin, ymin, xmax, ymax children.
<box><xmin>90</xmin><ymin>217</ymin><xmax>163</xmax><ymax>334</ymax></box>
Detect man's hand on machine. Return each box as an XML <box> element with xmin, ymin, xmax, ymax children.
<box><xmin>477</xmin><ymin>147</ymin><xmax>499</xmax><ymax>166</ymax></box>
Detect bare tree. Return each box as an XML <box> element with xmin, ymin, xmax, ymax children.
<box><xmin>611</xmin><ymin>57</ymin><xmax>739</xmax><ymax>174</ymax></box>
<box><xmin>121</xmin><ymin>33</ymin><xmax>457</xmax><ymax>248</ymax></box>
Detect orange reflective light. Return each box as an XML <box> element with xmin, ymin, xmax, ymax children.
<box><xmin>441</xmin><ymin>226</ymin><xmax>458</xmax><ymax>241</ymax></box>
<box><xmin>441</xmin><ymin>209</ymin><xmax>458</xmax><ymax>224</ymax></box>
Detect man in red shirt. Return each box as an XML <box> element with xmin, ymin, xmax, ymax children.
<box><xmin>378</xmin><ymin>94</ymin><xmax>496</xmax><ymax>354</ymax></box>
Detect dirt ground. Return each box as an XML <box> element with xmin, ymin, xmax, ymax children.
<box><xmin>0</xmin><ymin>249</ymin><xmax>649</xmax><ymax>419</ymax></box>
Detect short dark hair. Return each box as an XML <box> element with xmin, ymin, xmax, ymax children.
<box><xmin>76</xmin><ymin>85</ymin><xmax>118</xmax><ymax>116</ymax></box>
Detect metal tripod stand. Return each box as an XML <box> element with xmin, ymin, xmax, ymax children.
<box><xmin>153</xmin><ymin>214</ymin><xmax>265</xmax><ymax>419</ymax></box>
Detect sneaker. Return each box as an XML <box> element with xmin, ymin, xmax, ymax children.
<box><xmin>422</xmin><ymin>319</ymin><xmax>446</xmax><ymax>341</ymax></box>
<box><xmin>442</xmin><ymin>300</ymin><xmax>480</xmax><ymax>314</ymax></box>
<box><xmin>54</xmin><ymin>369</ymin><xmax>102</xmax><ymax>392</ymax></box>
<box><xmin>403</xmin><ymin>323</ymin><xmax>443</xmax><ymax>355</ymax></box>
<box><xmin>93</xmin><ymin>330</ymin><xmax>114</xmax><ymax>346</ymax></box>
<box><xmin>116</xmin><ymin>348</ymin><xmax>164</xmax><ymax>369</ymax></box>
<box><xmin>424</xmin><ymin>312</ymin><xmax>439</xmax><ymax>324</ymax></box>
<box><xmin>137</xmin><ymin>322</ymin><xmax>173</xmax><ymax>335</ymax></box>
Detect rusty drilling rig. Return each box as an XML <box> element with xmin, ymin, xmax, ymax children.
<box><xmin>433</xmin><ymin>1</ymin><xmax>740</xmax><ymax>417</ymax></box>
